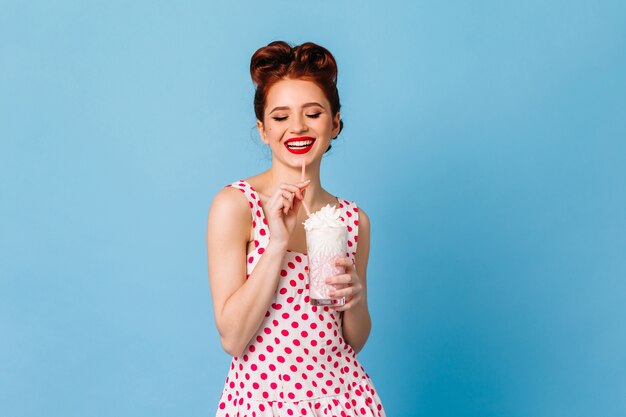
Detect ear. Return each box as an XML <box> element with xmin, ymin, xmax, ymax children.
<box><xmin>331</xmin><ymin>112</ymin><xmax>341</xmax><ymax>138</ymax></box>
<box><xmin>257</xmin><ymin>120</ymin><xmax>269</xmax><ymax>144</ymax></box>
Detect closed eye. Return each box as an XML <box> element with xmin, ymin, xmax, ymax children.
<box><xmin>272</xmin><ymin>113</ymin><xmax>322</xmax><ymax>122</ymax></box>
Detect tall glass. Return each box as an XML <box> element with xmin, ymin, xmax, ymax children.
<box><xmin>306</xmin><ymin>225</ymin><xmax>347</xmax><ymax>306</ymax></box>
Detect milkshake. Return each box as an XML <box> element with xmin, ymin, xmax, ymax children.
<box><xmin>303</xmin><ymin>204</ymin><xmax>347</xmax><ymax>306</ymax></box>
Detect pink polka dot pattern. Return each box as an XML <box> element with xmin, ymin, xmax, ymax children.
<box><xmin>217</xmin><ymin>180</ymin><xmax>385</xmax><ymax>417</ymax></box>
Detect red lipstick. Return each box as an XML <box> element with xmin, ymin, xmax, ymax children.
<box><xmin>284</xmin><ymin>136</ymin><xmax>316</xmax><ymax>155</ymax></box>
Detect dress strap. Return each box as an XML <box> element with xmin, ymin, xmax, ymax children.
<box><xmin>337</xmin><ymin>198</ymin><xmax>360</xmax><ymax>259</ymax></box>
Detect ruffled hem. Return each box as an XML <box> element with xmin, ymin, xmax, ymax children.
<box><xmin>215</xmin><ymin>377</ymin><xmax>385</xmax><ymax>417</ymax></box>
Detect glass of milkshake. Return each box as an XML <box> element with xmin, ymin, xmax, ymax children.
<box><xmin>303</xmin><ymin>204</ymin><xmax>347</xmax><ymax>306</ymax></box>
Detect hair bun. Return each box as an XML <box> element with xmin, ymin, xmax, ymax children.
<box><xmin>293</xmin><ymin>43</ymin><xmax>337</xmax><ymax>83</ymax></box>
<box><xmin>250</xmin><ymin>41</ymin><xmax>293</xmax><ymax>86</ymax></box>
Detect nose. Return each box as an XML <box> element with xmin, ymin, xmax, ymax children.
<box><xmin>289</xmin><ymin>114</ymin><xmax>308</xmax><ymax>133</ymax></box>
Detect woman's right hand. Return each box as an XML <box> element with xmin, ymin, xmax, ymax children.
<box><xmin>262</xmin><ymin>180</ymin><xmax>310</xmax><ymax>248</ymax></box>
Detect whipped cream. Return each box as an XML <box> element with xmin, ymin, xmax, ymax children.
<box><xmin>303</xmin><ymin>204</ymin><xmax>343</xmax><ymax>231</ymax></box>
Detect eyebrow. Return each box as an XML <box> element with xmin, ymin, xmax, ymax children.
<box><xmin>269</xmin><ymin>102</ymin><xmax>324</xmax><ymax>114</ymax></box>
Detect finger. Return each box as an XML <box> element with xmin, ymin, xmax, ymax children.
<box><xmin>267</xmin><ymin>191</ymin><xmax>286</xmax><ymax>209</ymax></box>
<box><xmin>297</xmin><ymin>179</ymin><xmax>311</xmax><ymax>188</ymax></box>
<box><xmin>291</xmin><ymin>194</ymin><xmax>303</xmax><ymax>212</ymax></box>
<box><xmin>332</xmin><ymin>296</ymin><xmax>359</xmax><ymax>312</ymax></box>
<box><xmin>285</xmin><ymin>194</ymin><xmax>297</xmax><ymax>214</ymax></box>
<box><xmin>280</xmin><ymin>184</ymin><xmax>305</xmax><ymax>200</ymax></box>
<box><xmin>279</xmin><ymin>186</ymin><xmax>300</xmax><ymax>201</ymax></box>
<box><xmin>275</xmin><ymin>194</ymin><xmax>291</xmax><ymax>216</ymax></box>
<box><xmin>325</xmin><ymin>274</ymin><xmax>352</xmax><ymax>285</ymax></box>
<box><xmin>331</xmin><ymin>281</ymin><xmax>349</xmax><ymax>289</ymax></box>
<box><xmin>329</xmin><ymin>285</ymin><xmax>356</xmax><ymax>298</ymax></box>
<box><xmin>281</xmin><ymin>190</ymin><xmax>295</xmax><ymax>206</ymax></box>
<box><xmin>334</xmin><ymin>257</ymin><xmax>354</xmax><ymax>268</ymax></box>
<box><xmin>268</xmin><ymin>187</ymin><xmax>288</xmax><ymax>207</ymax></box>
<box><xmin>279</xmin><ymin>190</ymin><xmax>296</xmax><ymax>213</ymax></box>
<box><xmin>284</xmin><ymin>180</ymin><xmax>309</xmax><ymax>194</ymax></box>
<box><xmin>267</xmin><ymin>195</ymin><xmax>285</xmax><ymax>216</ymax></box>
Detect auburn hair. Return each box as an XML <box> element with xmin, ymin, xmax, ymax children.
<box><xmin>250</xmin><ymin>41</ymin><xmax>344</xmax><ymax>152</ymax></box>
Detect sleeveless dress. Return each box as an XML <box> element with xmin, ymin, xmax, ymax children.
<box><xmin>215</xmin><ymin>180</ymin><xmax>386</xmax><ymax>417</ymax></box>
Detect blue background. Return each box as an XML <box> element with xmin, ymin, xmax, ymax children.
<box><xmin>1</xmin><ymin>1</ymin><xmax>625</xmax><ymax>416</ymax></box>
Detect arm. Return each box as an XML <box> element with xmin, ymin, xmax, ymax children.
<box><xmin>207</xmin><ymin>181</ymin><xmax>309</xmax><ymax>357</ymax></box>
<box><xmin>206</xmin><ymin>187</ymin><xmax>287</xmax><ymax>357</ymax></box>
<box><xmin>329</xmin><ymin>208</ymin><xmax>372</xmax><ymax>354</ymax></box>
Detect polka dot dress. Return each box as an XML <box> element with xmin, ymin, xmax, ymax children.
<box><xmin>215</xmin><ymin>180</ymin><xmax>386</xmax><ymax>417</ymax></box>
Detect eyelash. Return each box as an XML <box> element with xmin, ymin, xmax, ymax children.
<box><xmin>272</xmin><ymin>113</ymin><xmax>321</xmax><ymax>122</ymax></box>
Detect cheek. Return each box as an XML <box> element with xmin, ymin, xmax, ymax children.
<box><xmin>269</xmin><ymin>123</ymin><xmax>287</xmax><ymax>135</ymax></box>
<box><xmin>317</xmin><ymin>119</ymin><xmax>334</xmax><ymax>134</ymax></box>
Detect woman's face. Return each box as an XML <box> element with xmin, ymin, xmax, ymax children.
<box><xmin>257</xmin><ymin>78</ymin><xmax>341</xmax><ymax>166</ymax></box>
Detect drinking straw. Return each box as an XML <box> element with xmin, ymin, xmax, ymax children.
<box><xmin>300</xmin><ymin>159</ymin><xmax>312</xmax><ymax>217</ymax></box>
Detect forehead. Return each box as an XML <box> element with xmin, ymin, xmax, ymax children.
<box><xmin>265</xmin><ymin>78</ymin><xmax>329</xmax><ymax>108</ymax></box>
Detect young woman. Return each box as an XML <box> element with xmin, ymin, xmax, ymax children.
<box><xmin>207</xmin><ymin>40</ymin><xmax>386</xmax><ymax>417</ymax></box>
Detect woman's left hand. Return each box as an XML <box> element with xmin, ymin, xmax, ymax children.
<box><xmin>325</xmin><ymin>257</ymin><xmax>363</xmax><ymax>312</ymax></box>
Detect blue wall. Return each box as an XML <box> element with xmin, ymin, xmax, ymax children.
<box><xmin>1</xmin><ymin>1</ymin><xmax>625</xmax><ymax>416</ymax></box>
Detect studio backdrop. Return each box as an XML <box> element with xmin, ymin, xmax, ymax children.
<box><xmin>1</xmin><ymin>1</ymin><xmax>625</xmax><ymax>416</ymax></box>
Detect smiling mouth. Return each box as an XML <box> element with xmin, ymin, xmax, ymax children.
<box><xmin>285</xmin><ymin>137</ymin><xmax>316</xmax><ymax>154</ymax></box>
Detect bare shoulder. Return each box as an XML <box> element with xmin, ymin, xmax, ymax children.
<box><xmin>210</xmin><ymin>186</ymin><xmax>250</xmax><ymax>215</ymax></box>
<box><xmin>207</xmin><ymin>186</ymin><xmax>252</xmax><ymax>240</ymax></box>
